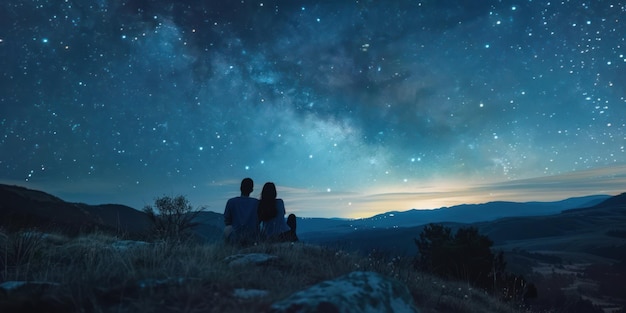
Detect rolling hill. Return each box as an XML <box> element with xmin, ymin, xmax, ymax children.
<box><xmin>2</xmin><ymin>183</ymin><xmax>623</xmax><ymax>311</ymax></box>
<box><xmin>297</xmin><ymin>194</ymin><xmax>610</xmax><ymax>242</ymax></box>
<box><xmin>0</xmin><ymin>184</ymin><xmax>152</xmax><ymax>237</ymax></box>
<box><xmin>305</xmin><ymin>192</ymin><xmax>626</xmax><ymax>264</ymax></box>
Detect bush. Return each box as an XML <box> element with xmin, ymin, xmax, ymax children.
<box><xmin>1</xmin><ymin>229</ymin><xmax>45</xmax><ymax>280</ymax></box>
<box><xmin>142</xmin><ymin>195</ymin><xmax>201</xmax><ymax>241</ymax></box>
<box><xmin>414</xmin><ymin>224</ymin><xmax>506</xmax><ymax>290</ymax></box>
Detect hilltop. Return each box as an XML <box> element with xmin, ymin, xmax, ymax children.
<box><xmin>1</xmin><ymin>184</ymin><xmax>624</xmax><ymax>311</ymax></box>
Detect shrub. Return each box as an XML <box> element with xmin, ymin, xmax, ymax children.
<box><xmin>414</xmin><ymin>224</ymin><xmax>506</xmax><ymax>290</ymax></box>
<box><xmin>1</xmin><ymin>229</ymin><xmax>45</xmax><ymax>280</ymax></box>
<box><xmin>142</xmin><ymin>195</ymin><xmax>201</xmax><ymax>241</ymax></box>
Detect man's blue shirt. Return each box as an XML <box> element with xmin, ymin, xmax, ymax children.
<box><xmin>224</xmin><ymin>196</ymin><xmax>259</xmax><ymax>242</ymax></box>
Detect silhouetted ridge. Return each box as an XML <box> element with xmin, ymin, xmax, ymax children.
<box><xmin>591</xmin><ymin>192</ymin><xmax>626</xmax><ymax>209</ymax></box>
<box><xmin>0</xmin><ymin>184</ymin><xmax>65</xmax><ymax>203</ymax></box>
<box><xmin>0</xmin><ymin>184</ymin><xmax>150</xmax><ymax>236</ymax></box>
<box><xmin>562</xmin><ymin>192</ymin><xmax>626</xmax><ymax>213</ymax></box>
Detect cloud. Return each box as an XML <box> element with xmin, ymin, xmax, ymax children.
<box><xmin>480</xmin><ymin>165</ymin><xmax>626</xmax><ymax>197</ymax></box>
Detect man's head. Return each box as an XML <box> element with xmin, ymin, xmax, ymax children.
<box><xmin>240</xmin><ymin>177</ymin><xmax>254</xmax><ymax>196</ymax></box>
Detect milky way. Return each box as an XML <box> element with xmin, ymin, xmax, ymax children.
<box><xmin>1</xmin><ymin>1</ymin><xmax>625</xmax><ymax>218</ymax></box>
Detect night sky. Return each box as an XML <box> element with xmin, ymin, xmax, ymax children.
<box><xmin>1</xmin><ymin>1</ymin><xmax>625</xmax><ymax>218</ymax></box>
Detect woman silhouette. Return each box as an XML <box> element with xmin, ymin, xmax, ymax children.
<box><xmin>257</xmin><ymin>182</ymin><xmax>298</xmax><ymax>242</ymax></box>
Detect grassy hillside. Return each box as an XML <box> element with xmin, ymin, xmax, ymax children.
<box><xmin>0</xmin><ymin>229</ymin><xmax>525</xmax><ymax>313</ymax></box>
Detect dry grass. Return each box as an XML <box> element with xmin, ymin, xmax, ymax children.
<box><xmin>0</xmin><ymin>229</ymin><xmax>527</xmax><ymax>313</ymax></box>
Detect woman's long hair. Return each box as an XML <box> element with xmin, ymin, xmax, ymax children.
<box><xmin>258</xmin><ymin>182</ymin><xmax>278</xmax><ymax>221</ymax></box>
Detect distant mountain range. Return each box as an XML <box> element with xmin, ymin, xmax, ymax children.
<box><xmin>302</xmin><ymin>192</ymin><xmax>626</xmax><ymax>310</ymax></box>
<box><xmin>1</xmin><ymin>183</ymin><xmax>623</xmax><ymax>260</ymax></box>
<box><xmin>302</xmin><ymin>193</ymin><xmax>626</xmax><ymax>263</ymax></box>
<box><xmin>297</xmin><ymin>195</ymin><xmax>610</xmax><ymax>242</ymax></box>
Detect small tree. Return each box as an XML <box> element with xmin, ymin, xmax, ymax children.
<box><xmin>452</xmin><ymin>227</ymin><xmax>495</xmax><ymax>288</ymax></box>
<box><xmin>143</xmin><ymin>195</ymin><xmax>201</xmax><ymax>241</ymax></box>
<box><xmin>415</xmin><ymin>224</ymin><xmax>501</xmax><ymax>290</ymax></box>
<box><xmin>414</xmin><ymin>223</ymin><xmax>453</xmax><ymax>274</ymax></box>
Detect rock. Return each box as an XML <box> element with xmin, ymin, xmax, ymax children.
<box><xmin>233</xmin><ymin>288</ymin><xmax>269</xmax><ymax>299</ymax></box>
<box><xmin>0</xmin><ymin>281</ymin><xmax>70</xmax><ymax>313</ymax></box>
<box><xmin>137</xmin><ymin>277</ymin><xmax>187</xmax><ymax>289</ymax></box>
<box><xmin>111</xmin><ymin>240</ymin><xmax>150</xmax><ymax>251</ymax></box>
<box><xmin>224</xmin><ymin>253</ymin><xmax>278</xmax><ymax>267</ymax></box>
<box><xmin>0</xmin><ymin>281</ymin><xmax>60</xmax><ymax>292</ymax></box>
<box><xmin>269</xmin><ymin>271</ymin><xmax>418</xmax><ymax>313</ymax></box>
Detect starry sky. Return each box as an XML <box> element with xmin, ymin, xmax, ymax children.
<box><xmin>1</xmin><ymin>0</ymin><xmax>625</xmax><ymax>218</ymax></box>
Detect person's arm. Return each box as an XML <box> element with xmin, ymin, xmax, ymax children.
<box><xmin>224</xmin><ymin>199</ymin><xmax>233</xmax><ymax>226</ymax></box>
<box><xmin>277</xmin><ymin>199</ymin><xmax>286</xmax><ymax>216</ymax></box>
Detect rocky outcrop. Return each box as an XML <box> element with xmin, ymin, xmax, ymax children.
<box><xmin>270</xmin><ymin>271</ymin><xmax>418</xmax><ymax>313</ymax></box>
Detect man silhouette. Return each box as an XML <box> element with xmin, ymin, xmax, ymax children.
<box><xmin>223</xmin><ymin>178</ymin><xmax>259</xmax><ymax>245</ymax></box>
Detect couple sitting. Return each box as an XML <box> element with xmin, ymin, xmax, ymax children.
<box><xmin>223</xmin><ymin>178</ymin><xmax>298</xmax><ymax>245</ymax></box>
